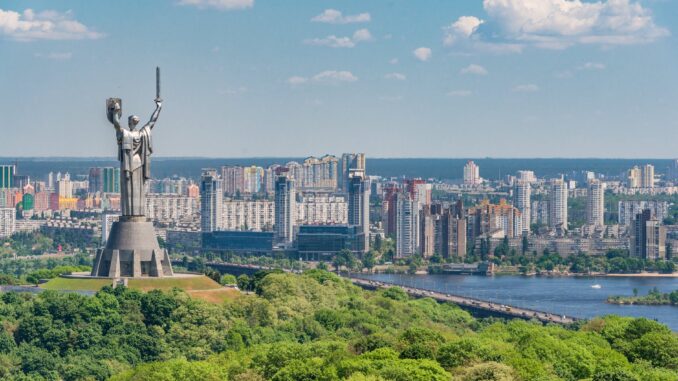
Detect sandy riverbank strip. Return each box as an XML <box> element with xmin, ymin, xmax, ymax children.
<box><xmin>604</xmin><ymin>272</ymin><xmax>678</xmax><ymax>278</ymax></box>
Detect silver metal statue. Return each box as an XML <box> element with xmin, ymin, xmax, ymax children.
<box><xmin>106</xmin><ymin>67</ymin><xmax>162</xmax><ymax>217</ymax></box>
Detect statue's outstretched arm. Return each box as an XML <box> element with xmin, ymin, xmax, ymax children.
<box><xmin>144</xmin><ymin>101</ymin><xmax>162</xmax><ymax>130</ymax></box>
<box><xmin>109</xmin><ymin>103</ymin><xmax>122</xmax><ymax>132</ymax></box>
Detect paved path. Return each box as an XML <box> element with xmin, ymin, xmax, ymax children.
<box><xmin>350</xmin><ymin>277</ymin><xmax>579</xmax><ymax>325</ymax></box>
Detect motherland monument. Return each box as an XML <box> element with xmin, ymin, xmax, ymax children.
<box><xmin>91</xmin><ymin>68</ymin><xmax>174</xmax><ymax>277</ymax></box>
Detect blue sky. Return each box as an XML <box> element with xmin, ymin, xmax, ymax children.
<box><xmin>1</xmin><ymin>0</ymin><xmax>677</xmax><ymax>158</ymax></box>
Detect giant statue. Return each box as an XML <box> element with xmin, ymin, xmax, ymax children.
<box><xmin>91</xmin><ymin>68</ymin><xmax>174</xmax><ymax>278</ymax></box>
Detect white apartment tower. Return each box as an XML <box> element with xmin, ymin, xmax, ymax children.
<box><xmin>586</xmin><ymin>179</ymin><xmax>605</xmax><ymax>227</ymax></box>
<box><xmin>548</xmin><ymin>178</ymin><xmax>568</xmax><ymax>231</ymax></box>
<box><xmin>463</xmin><ymin>160</ymin><xmax>480</xmax><ymax>185</ymax></box>
<box><xmin>642</xmin><ymin>164</ymin><xmax>655</xmax><ymax>188</ymax></box>
<box><xmin>513</xmin><ymin>180</ymin><xmax>531</xmax><ymax>235</ymax></box>
<box><xmin>395</xmin><ymin>191</ymin><xmax>417</xmax><ymax>258</ymax></box>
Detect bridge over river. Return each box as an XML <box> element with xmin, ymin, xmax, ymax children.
<box><xmin>197</xmin><ymin>262</ymin><xmax>580</xmax><ymax>325</ymax></box>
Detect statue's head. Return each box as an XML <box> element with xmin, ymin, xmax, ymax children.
<box><xmin>128</xmin><ymin>115</ymin><xmax>140</xmax><ymax>130</ymax></box>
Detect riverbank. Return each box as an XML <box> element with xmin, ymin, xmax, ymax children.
<box><xmin>607</xmin><ymin>289</ymin><xmax>678</xmax><ymax>307</ymax></box>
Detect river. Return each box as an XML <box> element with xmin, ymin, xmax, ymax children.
<box><xmin>360</xmin><ymin>274</ymin><xmax>678</xmax><ymax>331</ymax></box>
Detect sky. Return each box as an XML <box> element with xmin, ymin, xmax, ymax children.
<box><xmin>1</xmin><ymin>0</ymin><xmax>677</xmax><ymax>158</ymax></box>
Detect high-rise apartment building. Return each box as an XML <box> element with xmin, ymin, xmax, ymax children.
<box><xmin>513</xmin><ymin>181</ymin><xmax>531</xmax><ymax>235</ymax></box>
<box><xmin>395</xmin><ymin>191</ymin><xmax>416</xmax><ymax>258</ymax></box>
<box><xmin>347</xmin><ymin>169</ymin><xmax>370</xmax><ymax>252</ymax></box>
<box><xmin>88</xmin><ymin>167</ymin><xmax>102</xmax><ymax>193</ymax></box>
<box><xmin>440</xmin><ymin>200</ymin><xmax>467</xmax><ymax>259</ymax></box>
<box><xmin>340</xmin><ymin>153</ymin><xmax>366</xmax><ymax>191</ymax></box>
<box><xmin>618</xmin><ymin>200</ymin><xmax>669</xmax><ymax>226</ymax></box>
<box><xmin>303</xmin><ymin>155</ymin><xmax>339</xmax><ymax>189</ymax></box>
<box><xmin>630</xmin><ymin>209</ymin><xmax>666</xmax><ymax>260</ymax></box>
<box><xmin>668</xmin><ymin>160</ymin><xmax>678</xmax><ymax>182</ymax></box>
<box><xmin>586</xmin><ymin>179</ymin><xmax>604</xmax><ymax>227</ymax></box>
<box><xmin>274</xmin><ymin>174</ymin><xmax>296</xmax><ymax>245</ymax></box>
<box><xmin>221</xmin><ymin>166</ymin><xmax>245</xmax><ymax>195</ymax></box>
<box><xmin>627</xmin><ymin>166</ymin><xmax>642</xmax><ymax>188</ymax></box>
<box><xmin>642</xmin><ymin>164</ymin><xmax>655</xmax><ymax>188</ymax></box>
<box><xmin>0</xmin><ymin>165</ymin><xmax>15</xmax><ymax>189</ymax></box>
<box><xmin>102</xmin><ymin>167</ymin><xmax>120</xmax><ymax>193</ymax></box>
<box><xmin>548</xmin><ymin>178</ymin><xmax>568</xmax><ymax>231</ymax></box>
<box><xmin>468</xmin><ymin>199</ymin><xmax>522</xmax><ymax>240</ymax></box>
<box><xmin>516</xmin><ymin>170</ymin><xmax>536</xmax><ymax>183</ymax></box>
<box><xmin>0</xmin><ymin>208</ymin><xmax>16</xmax><ymax>238</ymax></box>
<box><xmin>200</xmin><ymin>169</ymin><xmax>223</xmax><ymax>233</ymax></box>
<box><xmin>57</xmin><ymin>178</ymin><xmax>73</xmax><ymax>198</ymax></box>
<box><xmin>463</xmin><ymin>160</ymin><xmax>480</xmax><ymax>185</ymax></box>
<box><xmin>243</xmin><ymin>166</ymin><xmax>264</xmax><ymax>194</ymax></box>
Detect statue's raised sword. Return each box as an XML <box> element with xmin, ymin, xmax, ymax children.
<box><xmin>155</xmin><ymin>66</ymin><xmax>162</xmax><ymax>103</ymax></box>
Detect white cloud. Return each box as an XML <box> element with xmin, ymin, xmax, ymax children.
<box><xmin>460</xmin><ymin>64</ymin><xmax>488</xmax><ymax>75</ymax></box>
<box><xmin>447</xmin><ymin>90</ymin><xmax>472</xmax><ymax>97</ymax></box>
<box><xmin>34</xmin><ymin>52</ymin><xmax>72</xmax><ymax>60</ymax></box>
<box><xmin>313</xmin><ymin>70</ymin><xmax>358</xmax><ymax>83</ymax></box>
<box><xmin>384</xmin><ymin>72</ymin><xmax>406</xmax><ymax>81</ymax></box>
<box><xmin>513</xmin><ymin>84</ymin><xmax>539</xmax><ymax>92</ymax></box>
<box><xmin>311</xmin><ymin>9</ymin><xmax>370</xmax><ymax>24</ymax></box>
<box><xmin>304</xmin><ymin>29</ymin><xmax>372</xmax><ymax>48</ymax></box>
<box><xmin>578</xmin><ymin>62</ymin><xmax>606</xmax><ymax>70</ymax></box>
<box><xmin>483</xmin><ymin>0</ymin><xmax>669</xmax><ymax>48</ymax></box>
<box><xmin>352</xmin><ymin>28</ymin><xmax>372</xmax><ymax>42</ymax></box>
<box><xmin>413</xmin><ymin>47</ymin><xmax>432</xmax><ymax>62</ymax></box>
<box><xmin>178</xmin><ymin>0</ymin><xmax>253</xmax><ymax>10</ymax></box>
<box><xmin>389</xmin><ymin>58</ymin><xmax>398</xmax><ymax>65</ymax></box>
<box><xmin>0</xmin><ymin>8</ymin><xmax>102</xmax><ymax>41</ymax></box>
<box><xmin>287</xmin><ymin>76</ymin><xmax>308</xmax><ymax>85</ymax></box>
<box><xmin>304</xmin><ymin>35</ymin><xmax>355</xmax><ymax>48</ymax></box>
<box><xmin>443</xmin><ymin>16</ymin><xmax>484</xmax><ymax>46</ymax></box>
<box><xmin>289</xmin><ymin>71</ymin><xmax>358</xmax><ymax>85</ymax></box>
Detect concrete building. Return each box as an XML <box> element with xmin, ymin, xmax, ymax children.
<box><xmin>618</xmin><ymin>200</ymin><xmax>669</xmax><ymax>226</ymax></box>
<box><xmin>243</xmin><ymin>166</ymin><xmax>264</xmax><ymax>194</ymax></box>
<box><xmin>586</xmin><ymin>179</ymin><xmax>605</xmax><ymax>227</ymax></box>
<box><xmin>548</xmin><ymin>178</ymin><xmax>568</xmax><ymax>231</ymax></box>
<box><xmin>222</xmin><ymin>200</ymin><xmax>275</xmax><ymax>231</ymax></box>
<box><xmin>303</xmin><ymin>155</ymin><xmax>339</xmax><ymax>190</ymax></box>
<box><xmin>628</xmin><ymin>166</ymin><xmax>642</xmax><ymax>188</ymax></box>
<box><xmin>0</xmin><ymin>208</ymin><xmax>15</xmax><ymax>238</ymax></box>
<box><xmin>463</xmin><ymin>160</ymin><xmax>480</xmax><ymax>185</ymax></box>
<box><xmin>274</xmin><ymin>174</ymin><xmax>296</xmax><ymax>245</ymax></box>
<box><xmin>513</xmin><ymin>180</ymin><xmax>531</xmax><ymax>235</ymax></box>
<box><xmin>516</xmin><ymin>170</ymin><xmax>536</xmax><ymax>183</ymax></box>
<box><xmin>340</xmin><ymin>153</ymin><xmax>366</xmax><ymax>191</ymax></box>
<box><xmin>630</xmin><ymin>209</ymin><xmax>666</xmax><ymax>260</ymax></box>
<box><xmin>642</xmin><ymin>164</ymin><xmax>655</xmax><ymax>189</ymax></box>
<box><xmin>200</xmin><ymin>169</ymin><xmax>223</xmax><ymax>233</ymax></box>
<box><xmin>146</xmin><ymin>194</ymin><xmax>199</xmax><ymax>225</ymax></box>
<box><xmin>101</xmin><ymin>212</ymin><xmax>120</xmax><ymax>244</ymax></box>
<box><xmin>468</xmin><ymin>199</ymin><xmax>522</xmax><ymax>240</ymax></box>
<box><xmin>221</xmin><ymin>166</ymin><xmax>245</xmax><ymax>195</ymax></box>
<box><xmin>88</xmin><ymin>167</ymin><xmax>103</xmax><ymax>193</ymax></box>
<box><xmin>297</xmin><ymin>194</ymin><xmax>347</xmax><ymax>225</ymax></box>
<box><xmin>668</xmin><ymin>160</ymin><xmax>678</xmax><ymax>182</ymax></box>
<box><xmin>347</xmin><ymin>169</ymin><xmax>370</xmax><ymax>252</ymax></box>
<box><xmin>396</xmin><ymin>191</ymin><xmax>417</xmax><ymax>258</ymax></box>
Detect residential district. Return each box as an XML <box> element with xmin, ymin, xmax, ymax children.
<box><xmin>1</xmin><ymin>156</ymin><xmax>677</xmax><ymax>274</ymax></box>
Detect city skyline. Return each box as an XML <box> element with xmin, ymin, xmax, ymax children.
<box><xmin>1</xmin><ymin>0</ymin><xmax>678</xmax><ymax>158</ymax></box>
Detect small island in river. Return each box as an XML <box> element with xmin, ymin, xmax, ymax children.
<box><xmin>607</xmin><ymin>287</ymin><xmax>678</xmax><ymax>306</ymax></box>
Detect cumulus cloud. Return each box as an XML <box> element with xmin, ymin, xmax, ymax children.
<box><xmin>178</xmin><ymin>0</ymin><xmax>253</xmax><ymax>10</ymax></box>
<box><xmin>460</xmin><ymin>64</ymin><xmax>488</xmax><ymax>75</ymax></box>
<box><xmin>384</xmin><ymin>72</ymin><xmax>406</xmax><ymax>81</ymax></box>
<box><xmin>483</xmin><ymin>0</ymin><xmax>669</xmax><ymax>49</ymax></box>
<box><xmin>513</xmin><ymin>84</ymin><xmax>539</xmax><ymax>92</ymax></box>
<box><xmin>304</xmin><ymin>29</ymin><xmax>372</xmax><ymax>48</ymax></box>
<box><xmin>447</xmin><ymin>90</ymin><xmax>473</xmax><ymax>97</ymax></box>
<box><xmin>311</xmin><ymin>9</ymin><xmax>370</xmax><ymax>24</ymax></box>
<box><xmin>443</xmin><ymin>16</ymin><xmax>484</xmax><ymax>46</ymax></box>
<box><xmin>0</xmin><ymin>8</ymin><xmax>102</xmax><ymax>41</ymax></box>
<box><xmin>288</xmin><ymin>71</ymin><xmax>358</xmax><ymax>85</ymax></box>
<box><xmin>442</xmin><ymin>0</ymin><xmax>668</xmax><ymax>52</ymax></box>
<box><xmin>389</xmin><ymin>58</ymin><xmax>398</xmax><ymax>65</ymax></box>
<box><xmin>413</xmin><ymin>47</ymin><xmax>432</xmax><ymax>62</ymax></box>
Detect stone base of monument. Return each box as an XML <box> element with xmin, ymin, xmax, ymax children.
<box><xmin>91</xmin><ymin>216</ymin><xmax>174</xmax><ymax>278</ymax></box>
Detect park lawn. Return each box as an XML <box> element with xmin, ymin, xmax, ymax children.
<box><xmin>187</xmin><ymin>288</ymin><xmax>241</xmax><ymax>304</ymax></box>
<box><xmin>127</xmin><ymin>275</ymin><xmax>221</xmax><ymax>291</ymax></box>
<box><xmin>40</xmin><ymin>277</ymin><xmax>112</xmax><ymax>291</ymax></box>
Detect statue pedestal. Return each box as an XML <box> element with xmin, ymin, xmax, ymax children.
<box><xmin>91</xmin><ymin>217</ymin><xmax>174</xmax><ymax>278</ymax></box>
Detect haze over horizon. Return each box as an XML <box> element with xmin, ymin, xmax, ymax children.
<box><xmin>2</xmin><ymin>0</ymin><xmax>677</xmax><ymax>158</ymax></box>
